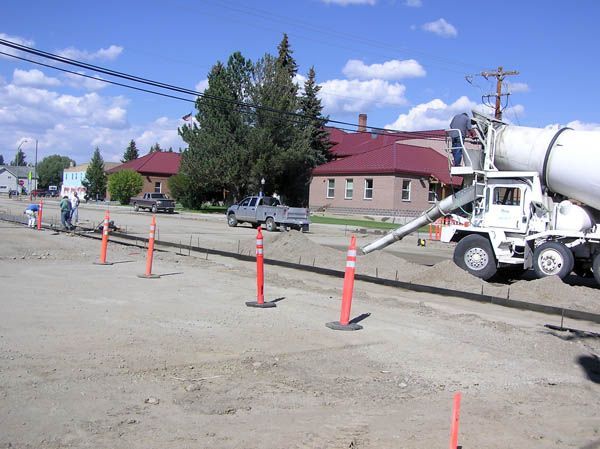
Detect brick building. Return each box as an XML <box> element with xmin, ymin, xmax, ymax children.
<box><xmin>309</xmin><ymin>125</ymin><xmax>461</xmax><ymax>219</ymax></box>
<box><xmin>106</xmin><ymin>152</ymin><xmax>181</xmax><ymax>197</ymax></box>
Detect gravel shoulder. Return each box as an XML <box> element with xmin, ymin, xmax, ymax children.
<box><xmin>1</xmin><ymin>223</ymin><xmax>599</xmax><ymax>448</ymax></box>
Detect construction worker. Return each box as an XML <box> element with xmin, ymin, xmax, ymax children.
<box><xmin>449</xmin><ymin>112</ymin><xmax>473</xmax><ymax>166</ymax></box>
<box><xmin>24</xmin><ymin>203</ymin><xmax>39</xmax><ymax>228</ymax></box>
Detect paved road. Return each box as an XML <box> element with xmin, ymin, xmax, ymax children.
<box><xmin>0</xmin><ymin>196</ymin><xmax>453</xmax><ymax>265</ymax></box>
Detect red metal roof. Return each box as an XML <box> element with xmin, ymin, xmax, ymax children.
<box><xmin>313</xmin><ymin>141</ymin><xmax>461</xmax><ymax>186</ymax></box>
<box><xmin>106</xmin><ymin>152</ymin><xmax>181</xmax><ymax>176</ymax></box>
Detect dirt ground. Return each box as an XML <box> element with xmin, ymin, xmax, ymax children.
<box><xmin>1</xmin><ymin>222</ymin><xmax>600</xmax><ymax>449</ymax></box>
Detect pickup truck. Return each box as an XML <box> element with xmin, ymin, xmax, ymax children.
<box><xmin>130</xmin><ymin>192</ymin><xmax>176</xmax><ymax>213</ymax></box>
<box><xmin>226</xmin><ymin>196</ymin><xmax>309</xmax><ymax>232</ymax></box>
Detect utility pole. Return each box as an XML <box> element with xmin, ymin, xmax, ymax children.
<box><xmin>481</xmin><ymin>66</ymin><xmax>519</xmax><ymax>120</ymax></box>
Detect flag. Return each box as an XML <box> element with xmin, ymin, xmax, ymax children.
<box><xmin>182</xmin><ymin>113</ymin><xmax>192</xmax><ymax>121</ymax></box>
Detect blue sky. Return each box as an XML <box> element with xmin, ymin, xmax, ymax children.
<box><xmin>1</xmin><ymin>0</ymin><xmax>600</xmax><ymax>164</ymax></box>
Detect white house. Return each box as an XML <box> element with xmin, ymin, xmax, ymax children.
<box><xmin>0</xmin><ymin>165</ymin><xmax>38</xmax><ymax>194</ymax></box>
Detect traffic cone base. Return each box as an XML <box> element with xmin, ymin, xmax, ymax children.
<box><xmin>245</xmin><ymin>300</ymin><xmax>277</xmax><ymax>308</ymax></box>
<box><xmin>137</xmin><ymin>273</ymin><xmax>161</xmax><ymax>279</ymax></box>
<box><xmin>326</xmin><ymin>321</ymin><xmax>362</xmax><ymax>331</ymax></box>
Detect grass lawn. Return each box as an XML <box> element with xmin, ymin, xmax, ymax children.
<box><xmin>310</xmin><ymin>214</ymin><xmax>403</xmax><ymax>230</ymax></box>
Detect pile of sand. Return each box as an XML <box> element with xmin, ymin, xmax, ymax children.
<box><xmin>509</xmin><ymin>276</ymin><xmax>600</xmax><ymax>313</ymax></box>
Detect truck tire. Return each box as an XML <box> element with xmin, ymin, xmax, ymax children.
<box><xmin>533</xmin><ymin>241</ymin><xmax>574</xmax><ymax>280</ymax></box>
<box><xmin>592</xmin><ymin>253</ymin><xmax>600</xmax><ymax>286</ymax></box>
<box><xmin>227</xmin><ymin>213</ymin><xmax>238</xmax><ymax>227</ymax></box>
<box><xmin>151</xmin><ymin>204</ymin><xmax>158</xmax><ymax>213</ymax></box>
<box><xmin>133</xmin><ymin>203</ymin><xmax>139</xmax><ymax>212</ymax></box>
<box><xmin>453</xmin><ymin>234</ymin><xmax>497</xmax><ymax>280</ymax></box>
<box><xmin>265</xmin><ymin>217</ymin><xmax>278</xmax><ymax>232</ymax></box>
<box><xmin>168</xmin><ymin>209</ymin><xmax>174</xmax><ymax>214</ymax></box>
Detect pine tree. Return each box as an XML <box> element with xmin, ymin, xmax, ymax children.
<box><xmin>12</xmin><ymin>149</ymin><xmax>26</xmax><ymax>166</ymax></box>
<box><xmin>179</xmin><ymin>52</ymin><xmax>254</xmax><ymax>204</ymax></box>
<box><xmin>82</xmin><ymin>147</ymin><xmax>107</xmax><ymax>200</ymax></box>
<box><xmin>300</xmin><ymin>66</ymin><xmax>332</xmax><ymax>167</ymax></box>
<box><xmin>277</xmin><ymin>33</ymin><xmax>298</xmax><ymax>78</ymax></box>
<box><xmin>0</xmin><ymin>154</ymin><xmax>4</xmax><ymax>165</ymax></box>
<box><xmin>149</xmin><ymin>143</ymin><xmax>163</xmax><ymax>153</ymax></box>
<box><xmin>122</xmin><ymin>140</ymin><xmax>139</xmax><ymax>162</ymax></box>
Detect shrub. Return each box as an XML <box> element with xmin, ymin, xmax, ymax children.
<box><xmin>107</xmin><ymin>169</ymin><xmax>144</xmax><ymax>205</ymax></box>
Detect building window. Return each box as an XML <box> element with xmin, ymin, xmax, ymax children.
<box><xmin>154</xmin><ymin>182</ymin><xmax>162</xmax><ymax>193</ymax></box>
<box><xmin>326</xmin><ymin>179</ymin><xmax>335</xmax><ymax>198</ymax></box>
<box><xmin>345</xmin><ymin>179</ymin><xmax>354</xmax><ymax>199</ymax></box>
<box><xmin>364</xmin><ymin>178</ymin><xmax>373</xmax><ymax>199</ymax></box>
<box><xmin>428</xmin><ymin>183</ymin><xmax>439</xmax><ymax>203</ymax></box>
<box><xmin>401</xmin><ymin>180</ymin><xmax>411</xmax><ymax>201</ymax></box>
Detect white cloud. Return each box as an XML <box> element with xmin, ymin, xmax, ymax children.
<box><xmin>320</xmin><ymin>0</ymin><xmax>376</xmax><ymax>5</ymax></box>
<box><xmin>57</xmin><ymin>44</ymin><xmax>123</xmax><ymax>61</ymax></box>
<box><xmin>64</xmin><ymin>72</ymin><xmax>107</xmax><ymax>91</ymax></box>
<box><xmin>404</xmin><ymin>0</ymin><xmax>422</xmax><ymax>6</ymax></box>
<box><xmin>422</xmin><ymin>18</ymin><xmax>457</xmax><ymax>38</ymax></box>
<box><xmin>13</xmin><ymin>69</ymin><xmax>61</xmax><ymax>87</ymax></box>
<box><xmin>342</xmin><ymin>59</ymin><xmax>426</xmax><ymax>80</ymax></box>
<box><xmin>506</xmin><ymin>82</ymin><xmax>530</xmax><ymax>93</ymax></box>
<box><xmin>319</xmin><ymin>79</ymin><xmax>407</xmax><ymax>113</ymax></box>
<box><xmin>0</xmin><ymin>33</ymin><xmax>35</xmax><ymax>59</ymax></box>
<box><xmin>545</xmin><ymin>120</ymin><xmax>600</xmax><ymax>132</ymax></box>
<box><xmin>385</xmin><ymin>96</ymin><xmax>479</xmax><ymax>130</ymax></box>
<box><xmin>195</xmin><ymin>79</ymin><xmax>209</xmax><ymax>93</ymax></box>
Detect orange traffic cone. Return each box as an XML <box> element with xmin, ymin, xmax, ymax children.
<box><xmin>138</xmin><ymin>215</ymin><xmax>160</xmax><ymax>278</ymax></box>
<box><xmin>246</xmin><ymin>227</ymin><xmax>276</xmax><ymax>308</ymax></box>
<box><xmin>326</xmin><ymin>235</ymin><xmax>362</xmax><ymax>331</ymax></box>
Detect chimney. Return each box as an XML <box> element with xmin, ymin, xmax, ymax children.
<box><xmin>358</xmin><ymin>113</ymin><xmax>367</xmax><ymax>132</ymax></box>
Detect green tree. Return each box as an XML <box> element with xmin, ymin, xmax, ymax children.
<box><xmin>82</xmin><ymin>147</ymin><xmax>107</xmax><ymax>200</ymax></box>
<box><xmin>12</xmin><ymin>148</ymin><xmax>26</xmax><ymax>166</ymax></box>
<box><xmin>0</xmin><ymin>154</ymin><xmax>4</xmax><ymax>165</ymax></box>
<box><xmin>179</xmin><ymin>52</ymin><xmax>254</xmax><ymax>204</ymax></box>
<box><xmin>300</xmin><ymin>66</ymin><xmax>331</xmax><ymax>166</ymax></box>
<box><xmin>249</xmin><ymin>35</ymin><xmax>305</xmax><ymax>204</ymax></box>
<box><xmin>37</xmin><ymin>155</ymin><xmax>75</xmax><ymax>189</ymax></box>
<box><xmin>122</xmin><ymin>140</ymin><xmax>139</xmax><ymax>162</ymax></box>
<box><xmin>107</xmin><ymin>169</ymin><xmax>144</xmax><ymax>205</ymax></box>
<box><xmin>167</xmin><ymin>173</ymin><xmax>193</xmax><ymax>208</ymax></box>
<box><xmin>149</xmin><ymin>143</ymin><xmax>163</xmax><ymax>153</ymax></box>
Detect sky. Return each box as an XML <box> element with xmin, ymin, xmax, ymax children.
<box><xmin>1</xmin><ymin>0</ymin><xmax>600</xmax><ymax>165</ymax></box>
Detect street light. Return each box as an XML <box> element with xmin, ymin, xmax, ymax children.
<box><xmin>15</xmin><ymin>139</ymin><xmax>28</xmax><ymax>196</ymax></box>
<box><xmin>260</xmin><ymin>177</ymin><xmax>265</xmax><ymax>197</ymax></box>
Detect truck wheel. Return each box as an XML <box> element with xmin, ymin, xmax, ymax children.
<box><xmin>453</xmin><ymin>234</ymin><xmax>497</xmax><ymax>280</ymax></box>
<box><xmin>265</xmin><ymin>217</ymin><xmax>278</xmax><ymax>232</ymax></box>
<box><xmin>227</xmin><ymin>213</ymin><xmax>238</xmax><ymax>227</ymax></box>
<box><xmin>533</xmin><ymin>242</ymin><xmax>574</xmax><ymax>280</ymax></box>
<box><xmin>151</xmin><ymin>205</ymin><xmax>158</xmax><ymax>213</ymax></box>
<box><xmin>592</xmin><ymin>253</ymin><xmax>600</xmax><ymax>286</ymax></box>
<box><xmin>168</xmin><ymin>209</ymin><xmax>174</xmax><ymax>214</ymax></box>
<box><xmin>133</xmin><ymin>203</ymin><xmax>139</xmax><ymax>212</ymax></box>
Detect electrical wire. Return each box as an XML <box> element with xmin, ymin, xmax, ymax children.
<box><xmin>0</xmin><ymin>38</ymin><xmax>447</xmax><ymax>140</ymax></box>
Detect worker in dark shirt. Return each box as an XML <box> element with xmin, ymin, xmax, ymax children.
<box><xmin>449</xmin><ymin>112</ymin><xmax>473</xmax><ymax>166</ymax></box>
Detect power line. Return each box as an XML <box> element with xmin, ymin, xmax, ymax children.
<box><xmin>0</xmin><ymin>38</ymin><xmax>446</xmax><ymax>140</ymax></box>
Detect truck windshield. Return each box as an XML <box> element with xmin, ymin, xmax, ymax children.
<box><xmin>151</xmin><ymin>194</ymin><xmax>167</xmax><ymax>199</ymax></box>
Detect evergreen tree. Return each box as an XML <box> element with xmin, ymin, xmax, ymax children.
<box><xmin>122</xmin><ymin>139</ymin><xmax>139</xmax><ymax>162</ymax></box>
<box><xmin>250</xmin><ymin>35</ymin><xmax>304</xmax><ymax>204</ymax></box>
<box><xmin>12</xmin><ymin>149</ymin><xmax>26</xmax><ymax>166</ymax></box>
<box><xmin>0</xmin><ymin>154</ymin><xmax>4</xmax><ymax>165</ymax></box>
<box><xmin>149</xmin><ymin>143</ymin><xmax>163</xmax><ymax>153</ymax></box>
<box><xmin>179</xmin><ymin>52</ymin><xmax>254</xmax><ymax>204</ymax></box>
<box><xmin>277</xmin><ymin>33</ymin><xmax>298</xmax><ymax>78</ymax></box>
<box><xmin>299</xmin><ymin>66</ymin><xmax>332</xmax><ymax>167</ymax></box>
<box><xmin>82</xmin><ymin>147</ymin><xmax>107</xmax><ymax>200</ymax></box>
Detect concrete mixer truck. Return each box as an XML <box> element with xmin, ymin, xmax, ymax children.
<box><xmin>362</xmin><ymin>111</ymin><xmax>600</xmax><ymax>286</ymax></box>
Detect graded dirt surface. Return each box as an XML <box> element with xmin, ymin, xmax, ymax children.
<box><xmin>1</xmin><ymin>222</ymin><xmax>600</xmax><ymax>449</ymax></box>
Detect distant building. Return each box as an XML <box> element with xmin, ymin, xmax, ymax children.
<box><xmin>309</xmin><ymin>116</ymin><xmax>461</xmax><ymax>219</ymax></box>
<box><xmin>106</xmin><ymin>152</ymin><xmax>181</xmax><ymax>196</ymax></box>
<box><xmin>0</xmin><ymin>165</ymin><xmax>38</xmax><ymax>194</ymax></box>
<box><xmin>61</xmin><ymin>162</ymin><xmax>120</xmax><ymax>197</ymax></box>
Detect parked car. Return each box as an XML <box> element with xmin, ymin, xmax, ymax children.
<box><xmin>226</xmin><ymin>195</ymin><xmax>310</xmax><ymax>232</ymax></box>
<box><xmin>31</xmin><ymin>189</ymin><xmax>47</xmax><ymax>197</ymax></box>
<box><xmin>130</xmin><ymin>192</ymin><xmax>176</xmax><ymax>213</ymax></box>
